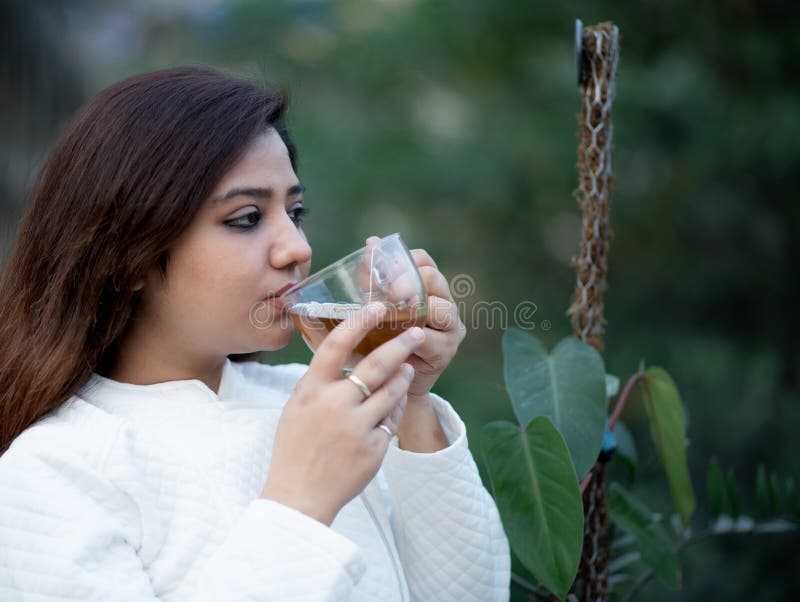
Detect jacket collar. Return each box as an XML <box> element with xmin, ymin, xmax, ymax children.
<box><xmin>79</xmin><ymin>357</ymin><xmax>238</xmax><ymax>405</ymax></box>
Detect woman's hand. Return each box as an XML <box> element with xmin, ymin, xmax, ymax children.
<box><xmin>260</xmin><ymin>303</ymin><xmax>425</xmax><ymax>526</ymax></box>
<box><xmin>366</xmin><ymin>236</ymin><xmax>467</xmax><ymax>399</ymax></box>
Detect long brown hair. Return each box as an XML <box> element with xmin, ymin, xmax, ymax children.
<box><xmin>0</xmin><ymin>67</ymin><xmax>298</xmax><ymax>455</ymax></box>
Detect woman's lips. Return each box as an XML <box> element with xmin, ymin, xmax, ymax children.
<box><xmin>266</xmin><ymin>297</ymin><xmax>286</xmax><ymax>309</ymax></box>
<box><xmin>264</xmin><ymin>282</ymin><xmax>297</xmax><ymax>308</ymax></box>
<box><xmin>267</xmin><ymin>282</ymin><xmax>296</xmax><ymax>298</ymax></box>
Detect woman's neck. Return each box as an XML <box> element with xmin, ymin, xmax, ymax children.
<box><xmin>105</xmin><ymin>321</ymin><xmax>226</xmax><ymax>394</ymax></box>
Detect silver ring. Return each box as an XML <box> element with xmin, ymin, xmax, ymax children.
<box><xmin>346</xmin><ymin>373</ymin><xmax>371</xmax><ymax>399</ymax></box>
<box><xmin>377</xmin><ymin>424</ymin><xmax>393</xmax><ymax>437</ymax></box>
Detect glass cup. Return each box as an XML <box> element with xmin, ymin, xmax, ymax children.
<box><xmin>280</xmin><ymin>233</ymin><xmax>427</xmax><ymax>373</ymax></box>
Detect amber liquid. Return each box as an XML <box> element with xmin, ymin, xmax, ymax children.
<box><xmin>289</xmin><ymin>302</ymin><xmax>427</xmax><ymax>360</ymax></box>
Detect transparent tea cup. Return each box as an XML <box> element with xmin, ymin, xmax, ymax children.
<box><xmin>280</xmin><ymin>233</ymin><xmax>427</xmax><ymax>373</ymax></box>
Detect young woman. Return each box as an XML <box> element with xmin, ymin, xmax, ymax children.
<box><xmin>0</xmin><ymin>67</ymin><xmax>510</xmax><ymax>601</ymax></box>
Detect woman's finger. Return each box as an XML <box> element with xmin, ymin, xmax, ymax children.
<box><xmin>406</xmin><ymin>324</ymin><xmax>465</xmax><ymax>371</ymax></box>
<box><xmin>410</xmin><ymin>248</ymin><xmax>439</xmax><ymax>271</ymax></box>
<box><xmin>378</xmin><ymin>397</ymin><xmax>406</xmax><ymax>437</ymax></box>
<box><xmin>357</xmin><ymin>363</ymin><xmax>414</xmax><ymax>427</ymax></box>
<box><xmin>308</xmin><ymin>302</ymin><xmax>386</xmax><ymax>381</ymax></box>
<box><xmin>360</xmin><ymin>236</ymin><xmax>422</xmax><ymax>307</ymax></box>
<box><xmin>425</xmin><ymin>295</ymin><xmax>463</xmax><ymax>332</ymax></box>
<box><xmin>348</xmin><ymin>326</ymin><xmax>425</xmax><ymax>396</ymax></box>
<box><xmin>418</xmin><ymin>266</ymin><xmax>453</xmax><ymax>302</ymax></box>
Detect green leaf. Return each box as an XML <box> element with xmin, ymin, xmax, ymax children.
<box><xmin>613</xmin><ymin>421</ymin><xmax>638</xmax><ymax>474</ymax></box>
<box><xmin>502</xmin><ymin>329</ymin><xmax>607</xmax><ymax>477</ymax></box>
<box><xmin>726</xmin><ymin>469</ymin><xmax>741</xmax><ymax>520</ymax></box>
<box><xmin>480</xmin><ymin>416</ymin><xmax>583</xmax><ymax>600</ymax></box>
<box><xmin>639</xmin><ymin>367</ymin><xmax>696</xmax><ymax>525</ymax></box>
<box><xmin>608</xmin><ymin>484</ymin><xmax>682</xmax><ymax>589</ymax></box>
<box><xmin>756</xmin><ymin>464</ymin><xmax>770</xmax><ymax>518</ymax></box>
<box><xmin>707</xmin><ymin>458</ymin><xmax>726</xmax><ymax>519</ymax></box>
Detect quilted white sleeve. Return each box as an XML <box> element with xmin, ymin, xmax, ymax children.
<box><xmin>0</xmin><ymin>426</ymin><xmax>367</xmax><ymax>602</ymax></box>
<box><xmin>380</xmin><ymin>394</ymin><xmax>511</xmax><ymax>602</ymax></box>
<box><xmin>192</xmin><ymin>500</ymin><xmax>367</xmax><ymax>601</ymax></box>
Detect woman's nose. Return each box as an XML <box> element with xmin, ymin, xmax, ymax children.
<box><xmin>269</xmin><ymin>218</ymin><xmax>312</xmax><ymax>270</ymax></box>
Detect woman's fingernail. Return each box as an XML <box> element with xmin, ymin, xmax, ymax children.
<box><xmin>402</xmin><ymin>363</ymin><xmax>415</xmax><ymax>378</ymax></box>
<box><xmin>408</xmin><ymin>327</ymin><xmax>424</xmax><ymax>341</ymax></box>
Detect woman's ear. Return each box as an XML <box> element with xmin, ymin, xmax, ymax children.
<box><xmin>132</xmin><ymin>263</ymin><xmax>164</xmax><ymax>293</ymax></box>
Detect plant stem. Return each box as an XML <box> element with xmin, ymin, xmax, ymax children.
<box><xmin>580</xmin><ymin>472</ymin><xmax>594</xmax><ymax>493</ymax></box>
<box><xmin>580</xmin><ymin>372</ymin><xmax>646</xmax><ymax>495</ymax></box>
<box><xmin>608</xmin><ymin>372</ymin><xmax>646</xmax><ymax>431</ymax></box>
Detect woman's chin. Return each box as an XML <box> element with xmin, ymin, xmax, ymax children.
<box><xmin>246</xmin><ymin>322</ymin><xmax>295</xmax><ymax>352</ymax></box>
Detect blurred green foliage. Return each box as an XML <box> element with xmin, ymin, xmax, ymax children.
<box><xmin>2</xmin><ymin>0</ymin><xmax>798</xmax><ymax>599</ymax></box>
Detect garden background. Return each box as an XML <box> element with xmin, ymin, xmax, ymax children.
<box><xmin>2</xmin><ymin>1</ymin><xmax>797</xmax><ymax>598</ymax></box>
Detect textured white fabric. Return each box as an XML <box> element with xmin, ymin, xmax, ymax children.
<box><xmin>0</xmin><ymin>358</ymin><xmax>510</xmax><ymax>601</ymax></box>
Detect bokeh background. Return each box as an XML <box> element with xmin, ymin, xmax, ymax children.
<box><xmin>2</xmin><ymin>0</ymin><xmax>798</xmax><ymax>599</ymax></box>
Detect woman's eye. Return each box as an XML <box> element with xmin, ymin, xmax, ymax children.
<box><xmin>290</xmin><ymin>206</ymin><xmax>310</xmax><ymax>226</ymax></box>
<box><xmin>225</xmin><ymin>206</ymin><xmax>309</xmax><ymax>230</ymax></box>
<box><xmin>225</xmin><ymin>210</ymin><xmax>261</xmax><ymax>229</ymax></box>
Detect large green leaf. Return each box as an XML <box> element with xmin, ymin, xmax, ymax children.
<box><xmin>608</xmin><ymin>484</ymin><xmax>682</xmax><ymax>589</ymax></box>
<box><xmin>502</xmin><ymin>329</ymin><xmax>607</xmax><ymax>477</ymax></box>
<box><xmin>640</xmin><ymin>367</ymin><xmax>696</xmax><ymax>525</ymax></box>
<box><xmin>480</xmin><ymin>416</ymin><xmax>583</xmax><ymax>600</ymax></box>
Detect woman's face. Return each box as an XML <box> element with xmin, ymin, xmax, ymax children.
<box><xmin>138</xmin><ymin>128</ymin><xmax>312</xmax><ymax>357</ymax></box>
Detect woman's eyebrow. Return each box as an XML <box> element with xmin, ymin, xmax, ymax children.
<box><xmin>212</xmin><ymin>183</ymin><xmax>305</xmax><ymax>205</ymax></box>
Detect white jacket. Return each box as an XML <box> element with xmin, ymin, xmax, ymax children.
<box><xmin>0</xmin><ymin>358</ymin><xmax>510</xmax><ymax>601</ymax></box>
